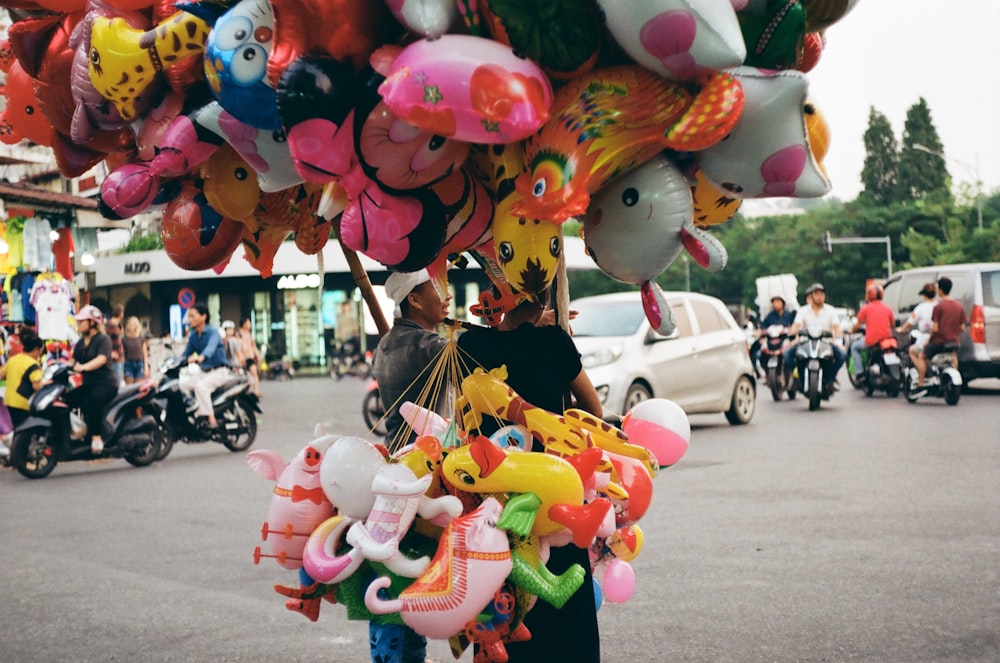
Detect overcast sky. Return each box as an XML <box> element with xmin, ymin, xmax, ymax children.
<box><xmin>746</xmin><ymin>0</ymin><xmax>1000</xmax><ymax>214</ymax></box>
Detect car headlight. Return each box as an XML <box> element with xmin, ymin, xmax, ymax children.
<box><xmin>581</xmin><ymin>345</ymin><xmax>623</xmax><ymax>368</ymax></box>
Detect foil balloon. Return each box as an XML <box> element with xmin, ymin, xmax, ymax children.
<box><xmin>737</xmin><ymin>0</ymin><xmax>807</xmax><ymax>70</ymax></box>
<box><xmin>200</xmin><ymin>0</ymin><xmax>281</xmax><ymax>131</ymax></box>
<box><xmin>0</xmin><ymin>60</ymin><xmax>53</xmax><ymax>146</ymax></box>
<box><xmin>384</xmin><ymin>0</ymin><xmax>458</xmax><ymax>38</ymax></box>
<box><xmin>247</xmin><ymin>435</ymin><xmax>337</xmax><ymax>570</ymax></box>
<box><xmin>160</xmin><ymin>179</ymin><xmax>245</xmax><ymax>271</ymax></box>
<box><xmin>200</xmin><ymin>142</ymin><xmax>261</xmax><ymax>223</ymax></box>
<box><xmin>88</xmin><ymin>10</ymin><xmax>211</xmax><ymax>122</ymax></box>
<box><xmin>378</xmin><ymin>34</ymin><xmax>554</xmax><ymax>144</ymax></box>
<box><xmin>133</xmin><ymin>89</ymin><xmax>186</xmax><ymax>161</ymax></box>
<box><xmin>491</xmin><ymin>193</ymin><xmax>563</xmax><ymax>297</ymax></box>
<box><xmin>478</xmin><ymin>0</ymin><xmax>601</xmax><ymax>80</ymax></box>
<box><xmin>9</xmin><ymin>13</ymin><xmax>135</xmax><ymax>175</ymax></box>
<box><xmin>598</xmin><ymin>0</ymin><xmax>746</xmax><ymax>82</ymax></box>
<box><xmin>355</xmin><ymin>96</ymin><xmax>471</xmax><ymax>193</ymax></box>
<box><xmin>582</xmin><ymin>154</ymin><xmax>727</xmax><ymax>283</ymax></box>
<box><xmin>266</xmin><ymin>0</ymin><xmax>388</xmax><ymax>82</ymax></box>
<box><xmin>513</xmin><ymin>66</ymin><xmax>744</xmax><ymax>223</ymax></box>
<box><xmin>691</xmin><ymin>167</ymin><xmax>742</xmax><ymax>227</ymax></box>
<box><xmin>69</xmin><ymin>1</ymin><xmax>150</xmax><ymax>145</ymax></box>
<box><xmin>100</xmin><ymin>100</ymin><xmax>302</xmax><ymax>219</ymax></box>
<box><xmin>696</xmin><ymin>66</ymin><xmax>830</xmax><ymax>199</ymax></box>
<box><xmin>276</xmin><ymin>55</ymin><xmax>358</xmax><ymax>184</ymax></box>
<box><xmin>621</xmin><ymin>398</ymin><xmax>691</xmax><ymax>468</ymax></box>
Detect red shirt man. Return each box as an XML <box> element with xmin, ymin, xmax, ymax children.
<box><xmin>857</xmin><ymin>299</ymin><xmax>896</xmax><ymax>346</ymax></box>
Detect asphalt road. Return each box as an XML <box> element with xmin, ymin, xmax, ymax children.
<box><xmin>1</xmin><ymin>374</ymin><xmax>998</xmax><ymax>662</ymax></box>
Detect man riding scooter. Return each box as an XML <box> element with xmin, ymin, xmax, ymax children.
<box><xmin>756</xmin><ymin>295</ymin><xmax>796</xmax><ymax>377</ymax></box>
<box><xmin>849</xmin><ymin>284</ymin><xmax>896</xmax><ymax>383</ymax></box>
<box><xmin>783</xmin><ymin>283</ymin><xmax>845</xmax><ymax>393</ymax></box>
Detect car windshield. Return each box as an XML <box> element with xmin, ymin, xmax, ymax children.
<box><xmin>570</xmin><ymin>299</ymin><xmax>646</xmax><ymax>337</ymax></box>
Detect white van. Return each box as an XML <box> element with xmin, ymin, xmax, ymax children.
<box><xmin>882</xmin><ymin>263</ymin><xmax>1000</xmax><ymax>384</ymax></box>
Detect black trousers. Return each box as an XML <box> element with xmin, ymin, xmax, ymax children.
<box><xmin>64</xmin><ymin>382</ymin><xmax>118</xmax><ymax>439</ymax></box>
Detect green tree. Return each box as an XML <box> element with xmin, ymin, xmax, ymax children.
<box><xmin>896</xmin><ymin>98</ymin><xmax>949</xmax><ymax>202</ymax></box>
<box><xmin>860</xmin><ymin>108</ymin><xmax>899</xmax><ymax>205</ymax></box>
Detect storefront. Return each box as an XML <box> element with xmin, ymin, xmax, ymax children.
<box><xmin>91</xmin><ymin>242</ymin><xmax>493</xmax><ymax>371</ymax></box>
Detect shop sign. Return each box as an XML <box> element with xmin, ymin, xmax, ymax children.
<box><xmin>277</xmin><ymin>273</ymin><xmax>321</xmax><ymax>290</ymax></box>
<box><xmin>124</xmin><ymin>261</ymin><xmax>151</xmax><ymax>274</ymax></box>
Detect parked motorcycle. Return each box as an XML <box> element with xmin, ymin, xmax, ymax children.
<box><xmin>329</xmin><ymin>339</ymin><xmax>372</xmax><ymax>380</ymax></box>
<box><xmin>362</xmin><ymin>378</ymin><xmax>386</xmax><ymax>436</ymax></box>
<box><xmin>903</xmin><ymin>344</ymin><xmax>962</xmax><ymax>405</ymax></box>
<box><xmin>790</xmin><ymin>326</ymin><xmax>837</xmax><ymax>411</ymax></box>
<box><xmin>860</xmin><ymin>337</ymin><xmax>903</xmax><ymax>398</ymax></box>
<box><xmin>154</xmin><ymin>356</ymin><xmax>261</xmax><ymax>459</ymax></box>
<box><xmin>760</xmin><ymin>324</ymin><xmax>790</xmax><ymax>401</ymax></box>
<box><xmin>4</xmin><ymin>363</ymin><xmax>163</xmax><ymax>479</ymax></box>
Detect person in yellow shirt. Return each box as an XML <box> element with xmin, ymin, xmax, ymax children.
<box><xmin>1</xmin><ymin>331</ymin><xmax>45</xmax><ymax>429</ymax></box>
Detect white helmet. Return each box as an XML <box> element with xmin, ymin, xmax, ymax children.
<box><xmin>221</xmin><ymin>320</ymin><xmax>236</xmax><ymax>330</ymax></box>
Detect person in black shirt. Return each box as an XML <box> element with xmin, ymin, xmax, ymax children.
<box><xmin>457</xmin><ymin>293</ymin><xmax>603</xmax><ymax>663</ymax></box>
<box><xmin>66</xmin><ymin>305</ymin><xmax>119</xmax><ymax>454</ymax></box>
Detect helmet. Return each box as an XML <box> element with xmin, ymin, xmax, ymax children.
<box><xmin>805</xmin><ymin>282</ymin><xmax>825</xmax><ymax>296</ymax></box>
<box><xmin>74</xmin><ymin>305</ymin><xmax>104</xmax><ymax>325</ymax></box>
<box><xmin>866</xmin><ymin>284</ymin><xmax>884</xmax><ymax>301</ymax></box>
<box><xmin>770</xmin><ymin>295</ymin><xmax>785</xmax><ymax>305</ymax></box>
<box><xmin>221</xmin><ymin>320</ymin><xmax>236</xmax><ymax>330</ymax></box>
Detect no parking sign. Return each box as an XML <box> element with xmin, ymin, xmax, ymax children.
<box><xmin>177</xmin><ymin>288</ymin><xmax>196</xmax><ymax>309</ymax></box>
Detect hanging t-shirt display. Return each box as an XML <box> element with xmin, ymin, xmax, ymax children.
<box><xmin>5</xmin><ymin>216</ymin><xmax>25</xmax><ymax>270</ymax></box>
<box><xmin>22</xmin><ymin>217</ymin><xmax>53</xmax><ymax>271</ymax></box>
<box><xmin>20</xmin><ymin>272</ymin><xmax>36</xmax><ymax>325</ymax></box>
<box><xmin>51</xmin><ymin>227</ymin><xmax>76</xmax><ymax>280</ymax></box>
<box><xmin>30</xmin><ymin>274</ymin><xmax>75</xmax><ymax>341</ymax></box>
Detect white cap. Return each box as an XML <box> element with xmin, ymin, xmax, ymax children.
<box><xmin>384</xmin><ymin>270</ymin><xmax>431</xmax><ymax>317</ymax></box>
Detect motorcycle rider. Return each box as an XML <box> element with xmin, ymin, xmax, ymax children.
<box><xmin>756</xmin><ymin>295</ymin><xmax>796</xmax><ymax>376</ymax></box>
<box><xmin>849</xmin><ymin>284</ymin><xmax>896</xmax><ymax>381</ymax></box>
<box><xmin>783</xmin><ymin>283</ymin><xmax>845</xmax><ymax>391</ymax></box>
<box><xmin>67</xmin><ymin>305</ymin><xmax>119</xmax><ymax>454</ymax></box>
<box><xmin>913</xmin><ymin>276</ymin><xmax>967</xmax><ymax>394</ymax></box>
<box><xmin>896</xmin><ymin>282</ymin><xmax>938</xmax><ymax>372</ymax></box>
<box><xmin>179</xmin><ymin>302</ymin><xmax>232</xmax><ymax>431</ymax></box>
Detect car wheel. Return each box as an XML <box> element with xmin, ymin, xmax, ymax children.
<box><xmin>725</xmin><ymin>375</ymin><xmax>755</xmax><ymax>425</ymax></box>
<box><xmin>623</xmin><ymin>383</ymin><xmax>652</xmax><ymax>414</ymax></box>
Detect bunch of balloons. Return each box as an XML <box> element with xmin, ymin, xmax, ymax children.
<box><xmin>249</xmin><ymin>372</ymin><xmax>692</xmax><ymax>660</ymax></box>
<box><xmin>1</xmin><ymin>0</ymin><xmax>854</xmax><ymax>314</ymax></box>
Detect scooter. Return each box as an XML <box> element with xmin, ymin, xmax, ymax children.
<box><xmin>4</xmin><ymin>362</ymin><xmax>163</xmax><ymax>479</ymax></box>
<box><xmin>760</xmin><ymin>324</ymin><xmax>790</xmax><ymax>401</ymax></box>
<box><xmin>903</xmin><ymin>344</ymin><xmax>962</xmax><ymax>405</ymax></box>
<box><xmin>154</xmin><ymin>356</ymin><xmax>261</xmax><ymax>460</ymax></box>
<box><xmin>860</xmin><ymin>337</ymin><xmax>902</xmax><ymax>398</ymax></box>
<box><xmin>791</xmin><ymin>326</ymin><xmax>837</xmax><ymax>411</ymax></box>
<box><xmin>329</xmin><ymin>339</ymin><xmax>372</xmax><ymax>380</ymax></box>
<box><xmin>362</xmin><ymin>378</ymin><xmax>386</xmax><ymax>436</ymax></box>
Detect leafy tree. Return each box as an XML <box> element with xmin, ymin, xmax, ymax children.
<box><xmin>859</xmin><ymin>108</ymin><xmax>899</xmax><ymax>205</ymax></box>
<box><xmin>896</xmin><ymin>98</ymin><xmax>949</xmax><ymax>202</ymax></box>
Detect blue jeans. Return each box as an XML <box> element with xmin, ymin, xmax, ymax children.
<box><xmin>369</xmin><ymin>622</ymin><xmax>426</xmax><ymax>663</ymax></box>
<box><xmin>850</xmin><ymin>337</ymin><xmax>869</xmax><ymax>377</ymax></box>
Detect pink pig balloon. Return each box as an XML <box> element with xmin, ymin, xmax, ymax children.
<box><xmin>378</xmin><ymin>34</ymin><xmax>553</xmax><ymax>144</ymax></box>
<box><xmin>248</xmin><ymin>435</ymin><xmax>337</xmax><ymax>570</ymax></box>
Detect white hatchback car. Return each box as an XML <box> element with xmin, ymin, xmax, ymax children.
<box><xmin>570</xmin><ymin>291</ymin><xmax>757</xmax><ymax>424</ymax></box>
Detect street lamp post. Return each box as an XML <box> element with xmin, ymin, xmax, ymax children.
<box><xmin>913</xmin><ymin>143</ymin><xmax>983</xmax><ymax>232</ymax></box>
